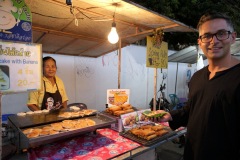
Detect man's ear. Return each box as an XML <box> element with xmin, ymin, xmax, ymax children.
<box><xmin>197</xmin><ymin>38</ymin><xmax>201</xmax><ymax>46</ymax></box>
<box><xmin>231</xmin><ymin>32</ymin><xmax>237</xmax><ymax>44</ymax></box>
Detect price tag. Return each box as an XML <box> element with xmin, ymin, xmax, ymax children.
<box><xmin>0</xmin><ymin>41</ymin><xmax>42</xmax><ymax>93</ymax></box>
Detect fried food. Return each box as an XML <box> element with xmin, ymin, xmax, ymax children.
<box><xmin>130</xmin><ymin>128</ymin><xmax>144</xmax><ymax>135</ymax></box>
<box><xmin>113</xmin><ymin>110</ymin><xmax>126</xmax><ymax>116</ymax></box>
<box><xmin>129</xmin><ymin>124</ymin><xmax>170</xmax><ymax>141</ymax></box>
<box><xmin>83</xmin><ymin>109</ymin><xmax>97</xmax><ymax>115</ymax></box>
<box><xmin>108</xmin><ymin>106</ymin><xmax>122</xmax><ymax>112</ymax></box>
<box><xmin>121</xmin><ymin>104</ymin><xmax>133</xmax><ymax>110</ymax></box>
<box><xmin>32</xmin><ymin>128</ymin><xmax>42</xmax><ymax>133</ymax></box>
<box><xmin>74</xmin><ymin>123</ymin><xmax>84</xmax><ymax>129</ymax></box>
<box><xmin>58</xmin><ymin>112</ymin><xmax>72</xmax><ymax>118</ymax></box>
<box><xmin>85</xmin><ymin>119</ymin><xmax>96</xmax><ymax>126</ymax></box>
<box><xmin>42</xmin><ymin>126</ymin><xmax>52</xmax><ymax>131</ymax></box>
<box><xmin>23</xmin><ymin>128</ymin><xmax>33</xmax><ymax>135</ymax></box>
<box><xmin>106</xmin><ymin>104</ymin><xmax>134</xmax><ymax>116</ymax></box>
<box><xmin>62</xmin><ymin>122</ymin><xmax>74</xmax><ymax>129</ymax></box>
<box><xmin>78</xmin><ymin>119</ymin><xmax>88</xmax><ymax>127</ymax></box>
<box><xmin>27</xmin><ymin>131</ymin><xmax>39</xmax><ymax>138</ymax></box>
<box><xmin>151</xmin><ymin>125</ymin><xmax>165</xmax><ymax>131</ymax></box>
<box><xmin>140</xmin><ymin>129</ymin><xmax>155</xmax><ymax>137</ymax></box>
<box><xmin>51</xmin><ymin>123</ymin><xmax>63</xmax><ymax>131</ymax></box>
<box><xmin>49</xmin><ymin>130</ymin><xmax>59</xmax><ymax>135</ymax></box>
<box><xmin>139</xmin><ymin>125</ymin><xmax>152</xmax><ymax>130</ymax></box>
<box><xmin>155</xmin><ymin>129</ymin><xmax>169</xmax><ymax>136</ymax></box>
<box><xmin>146</xmin><ymin>134</ymin><xmax>157</xmax><ymax>140</ymax></box>
<box><xmin>39</xmin><ymin>130</ymin><xmax>49</xmax><ymax>136</ymax></box>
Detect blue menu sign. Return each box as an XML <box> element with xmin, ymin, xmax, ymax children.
<box><xmin>0</xmin><ymin>0</ymin><xmax>32</xmax><ymax>42</ymax></box>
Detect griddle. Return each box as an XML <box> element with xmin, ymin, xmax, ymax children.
<box><xmin>7</xmin><ymin>112</ymin><xmax>116</xmax><ymax>150</ymax></box>
<box><xmin>8</xmin><ymin>109</ymin><xmax>96</xmax><ymax>128</ymax></box>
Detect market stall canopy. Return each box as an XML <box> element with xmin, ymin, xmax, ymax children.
<box><xmin>26</xmin><ymin>0</ymin><xmax>197</xmax><ymax>57</ymax></box>
<box><xmin>168</xmin><ymin>38</ymin><xmax>240</xmax><ymax>64</ymax></box>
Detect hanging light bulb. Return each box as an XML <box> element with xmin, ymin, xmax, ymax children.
<box><xmin>108</xmin><ymin>21</ymin><xmax>119</xmax><ymax>44</ymax></box>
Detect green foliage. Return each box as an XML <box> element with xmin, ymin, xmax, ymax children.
<box><xmin>131</xmin><ymin>0</ymin><xmax>240</xmax><ymax>50</ymax></box>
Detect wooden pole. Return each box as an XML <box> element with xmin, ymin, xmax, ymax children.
<box><xmin>118</xmin><ymin>39</ymin><xmax>122</xmax><ymax>89</ymax></box>
<box><xmin>153</xmin><ymin>68</ymin><xmax>157</xmax><ymax>111</ymax></box>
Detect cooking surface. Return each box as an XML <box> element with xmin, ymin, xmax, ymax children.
<box><xmin>8</xmin><ymin>110</ymin><xmax>97</xmax><ymax>128</ymax></box>
<box><xmin>8</xmin><ymin>113</ymin><xmax>116</xmax><ymax>149</ymax></box>
<box><xmin>25</xmin><ymin>114</ymin><xmax>117</xmax><ymax>147</ymax></box>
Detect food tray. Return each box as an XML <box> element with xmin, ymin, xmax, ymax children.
<box><xmin>8</xmin><ymin>113</ymin><xmax>116</xmax><ymax>149</ymax></box>
<box><xmin>102</xmin><ymin>107</ymin><xmax>138</xmax><ymax>117</ymax></box>
<box><xmin>119</xmin><ymin>127</ymin><xmax>176</xmax><ymax>146</ymax></box>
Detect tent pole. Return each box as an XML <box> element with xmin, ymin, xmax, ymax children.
<box><xmin>153</xmin><ymin>68</ymin><xmax>157</xmax><ymax>111</ymax></box>
<box><xmin>118</xmin><ymin>39</ymin><xmax>122</xmax><ymax>89</ymax></box>
<box><xmin>174</xmin><ymin>62</ymin><xmax>179</xmax><ymax>94</ymax></box>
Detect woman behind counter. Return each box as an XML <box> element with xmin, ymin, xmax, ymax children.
<box><xmin>27</xmin><ymin>56</ymin><xmax>68</xmax><ymax>111</ymax></box>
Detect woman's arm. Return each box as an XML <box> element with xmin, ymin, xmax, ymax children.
<box><xmin>62</xmin><ymin>101</ymin><xmax>68</xmax><ymax>109</ymax></box>
<box><xmin>27</xmin><ymin>104</ymin><xmax>40</xmax><ymax>111</ymax></box>
<box><xmin>27</xmin><ymin>90</ymin><xmax>41</xmax><ymax>111</ymax></box>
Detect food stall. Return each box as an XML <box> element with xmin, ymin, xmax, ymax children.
<box><xmin>1</xmin><ymin>0</ymin><xmax>193</xmax><ymax>159</ymax></box>
<box><xmin>2</xmin><ymin>102</ymin><xmax>187</xmax><ymax>160</ymax></box>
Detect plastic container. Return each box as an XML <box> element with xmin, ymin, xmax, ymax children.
<box><xmin>2</xmin><ymin>114</ymin><xmax>15</xmax><ymax>124</ymax></box>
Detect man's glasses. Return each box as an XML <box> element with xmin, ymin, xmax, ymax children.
<box><xmin>199</xmin><ymin>30</ymin><xmax>232</xmax><ymax>43</ymax></box>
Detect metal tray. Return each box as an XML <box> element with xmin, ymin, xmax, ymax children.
<box><xmin>8</xmin><ymin>109</ymin><xmax>96</xmax><ymax>128</ymax></box>
<box><xmin>119</xmin><ymin>128</ymin><xmax>177</xmax><ymax>146</ymax></box>
<box><xmin>8</xmin><ymin>113</ymin><xmax>116</xmax><ymax>149</ymax></box>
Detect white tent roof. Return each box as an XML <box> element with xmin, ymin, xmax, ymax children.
<box><xmin>168</xmin><ymin>38</ymin><xmax>240</xmax><ymax>64</ymax></box>
<box><xmin>26</xmin><ymin>0</ymin><xmax>196</xmax><ymax>57</ymax></box>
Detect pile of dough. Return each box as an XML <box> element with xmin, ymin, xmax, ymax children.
<box><xmin>17</xmin><ymin>112</ymin><xmax>26</xmax><ymax>116</ymax></box>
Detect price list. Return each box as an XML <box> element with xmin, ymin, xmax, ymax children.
<box><xmin>0</xmin><ymin>41</ymin><xmax>42</xmax><ymax>93</ymax></box>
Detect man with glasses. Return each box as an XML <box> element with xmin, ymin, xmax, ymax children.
<box><xmin>155</xmin><ymin>11</ymin><xmax>240</xmax><ymax>160</ymax></box>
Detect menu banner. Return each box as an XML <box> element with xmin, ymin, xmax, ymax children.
<box><xmin>0</xmin><ymin>41</ymin><xmax>42</xmax><ymax>93</ymax></box>
<box><xmin>0</xmin><ymin>0</ymin><xmax>32</xmax><ymax>42</ymax></box>
<box><xmin>107</xmin><ymin>89</ymin><xmax>130</xmax><ymax>107</ymax></box>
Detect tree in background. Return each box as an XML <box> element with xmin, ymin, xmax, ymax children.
<box><xmin>131</xmin><ymin>0</ymin><xmax>240</xmax><ymax>50</ymax></box>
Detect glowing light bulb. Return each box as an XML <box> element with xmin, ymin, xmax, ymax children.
<box><xmin>108</xmin><ymin>22</ymin><xmax>119</xmax><ymax>44</ymax></box>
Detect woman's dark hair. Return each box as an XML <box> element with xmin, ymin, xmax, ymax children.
<box><xmin>197</xmin><ymin>11</ymin><xmax>234</xmax><ymax>31</ymax></box>
<box><xmin>42</xmin><ymin>56</ymin><xmax>57</xmax><ymax>68</ymax></box>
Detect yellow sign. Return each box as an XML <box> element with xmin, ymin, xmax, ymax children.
<box><xmin>146</xmin><ymin>36</ymin><xmax>168</xmax><ymax>68</ymax></box>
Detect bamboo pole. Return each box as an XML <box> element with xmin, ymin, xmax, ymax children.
<box><xmin>153</xmin><ymin>68</ymin><xmax>157</xmax><ymax>111</ymax></box>
<box><xmin>118</xmin><ymin>39</ymin><xmax>122</xmax><ymax>89</ymax></box>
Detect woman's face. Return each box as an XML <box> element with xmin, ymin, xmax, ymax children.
<box><xmin>43</xmin><ymin>59</ymin><xmax>57</xmax><ymax>78</ymax></box>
